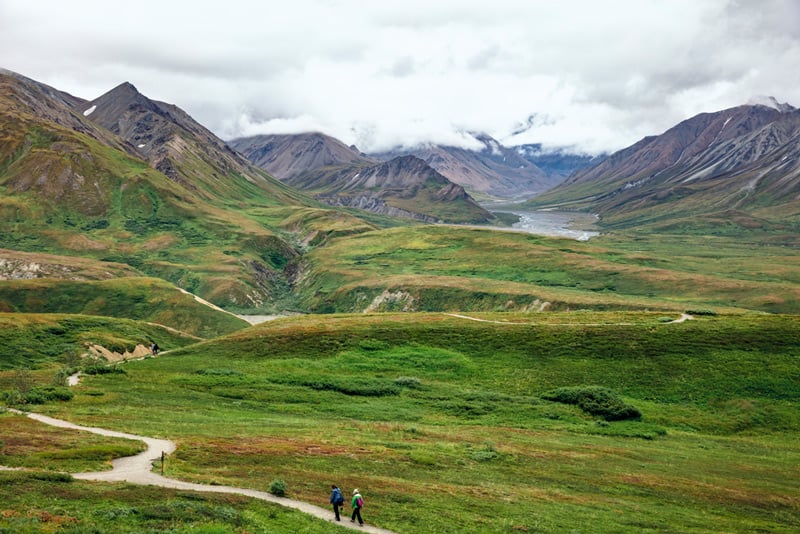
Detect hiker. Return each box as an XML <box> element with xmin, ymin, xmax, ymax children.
<box><xmin>330</xmin><ymin>484</ymin><xmax>344</xmax><ymax>521</ymax></box>
<box><xmin>351</xmin><ymin>488</ymin><xmax>364</xmax><ymax>525</ymax></box>
<box><xmin>150</xmin><ymin>342</ymin><xmax>159</xmax><ymax>356</ymax></box>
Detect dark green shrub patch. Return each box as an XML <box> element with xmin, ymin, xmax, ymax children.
<box><xmin>2</xmin><ymin>386</ymin><xmax>75</xmax><ymax>405</ymax></box>
<box><xmin>358</xmin><ymin>338</ymin><xmax>390</xmax><ymax>351</ymax></box>
<box><xmin>196</xmin><ymin>368</ymin><xmax>244</xmax><ymax>376</ymax></box>
<box><xmin>29</xmin><ymin>471</ymin><xmax>73</xmax><ymax>483</ymax></box>
<box><xmin>83</xmin><ymin>364</ymin><xmax>127</xmax><ymax>375</ymax></box>
<box><xmin>272</xmin><ymin>374</ymin><xmax>400</xmax><ymax>397</ymax></box>
<box><xmin>24</xmin><ymin>386</ymin><xmax>74</xmax><ymax>404</ymax></box>
<box><xmin>542</xmin><ymin>386</ymin><xmax>642</xmax><ymax>421</ymax></box>
<box><xmin>269</xmin><ymin>479</ymin><xmax>287</xmax><ymax>497</ymax></box>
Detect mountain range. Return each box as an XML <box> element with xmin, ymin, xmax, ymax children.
<box><xmin>230</xmin><ymin>133</ymin><xmax>494</xmax><ymax>223</ymax></box>
<box><xmin>4</xmin><ymin>66</ymin><xmax>800</xmax><ymax>317</ymax></box>
<box><xmin>0</xmin><ymin>69</ymin><xmax>323</xmax><ymax>310</ymax></box>
<box><xmin>232</xmin><ymin>131</ymin><xmax>580</xmax><ymax>202</ymax></box>
<box><xmin>527</xmin><ymin>97</ymin><xmax>800</xmax><ymax>232</ymax></box>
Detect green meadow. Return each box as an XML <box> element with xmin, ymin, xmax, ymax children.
<box><xmin>298</xmin><ymin>225</ymin><xmax>800</xmax><ymax>314</ymax></box>
<box><xmin>3</xmin><ymin>311</ymin><xmax>799</xmax><ymax>532</ymax></box>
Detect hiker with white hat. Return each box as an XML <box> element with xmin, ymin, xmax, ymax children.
<box><xmin>350</xmin><ymin>488</ymin><xmax>364</xmax><ymax>525</ymax></box>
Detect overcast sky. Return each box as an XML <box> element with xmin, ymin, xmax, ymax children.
<box><xmin>1</xmin><ymin>0</ymin><xmax>799</xmax><ymax>154</ymax></box>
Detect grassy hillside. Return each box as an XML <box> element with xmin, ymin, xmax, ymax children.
<box><xmin>0</xmin><ymin>469</ymin><xmax>332</xmax><ymax>533</ymax></box>
<box><xmin>0</xmin><ymin>87</ymin><xmax>382</xmax><ymax>311</ymax></box>
<box><xmin>296</xmin><ymin>225</ymin><xmax>800</xmax><ymax>314</ymax></box>
<box><xmin>0</xmin><ymin>277</ymin><xmax>248</xmax><ymax>338</ymax></box>
<box><xmin>7</xmin><ymin>312</ymin><xmax>799</xmax><ymax>533</ymax></box>
<box><xmin>0</xmin><ymin>313</ymin><xmax>203</xmax><ymax>370</ymax></box>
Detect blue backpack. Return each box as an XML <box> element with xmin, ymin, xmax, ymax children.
<box><xmin>333</xmin><ymin>488</ymin><xmax>344</xmax><ymax>505</ymax></box>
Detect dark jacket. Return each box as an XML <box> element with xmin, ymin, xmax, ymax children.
<box><xmin>330</xmin><ymin>487</ymin><xmax>344</xmax><ymax>505</ymax></box>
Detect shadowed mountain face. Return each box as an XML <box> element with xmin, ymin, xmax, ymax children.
<box><xmin>528</xmin><ymin>99</ymin><xmax>800</xmax><ymax>229</ymax></box>
<box><xmin>232</xmin><ymin>133</ymin><xmax>494</xmax><ymax>223</ymax></box>
<box><xmin>288</xmin><ymin>154</ymin><xmax>494</xmax><ymax>223</ymax></box>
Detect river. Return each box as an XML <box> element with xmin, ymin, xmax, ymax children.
<box><xmin>483</xmin><ymin>205</ymin><xmax>600</xmax><ymax>241</ymax></box>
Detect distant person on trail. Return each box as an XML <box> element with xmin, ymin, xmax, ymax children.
<box><xmin>330</xmin><ymin>484</ymin><xmax>344</xmax><ymax>521</ymax></box>
<box><xmin>150</xmin><ymin>342</ymin><xmax>159</xmax><ymax>356</ymax></box>
<box><xmin>351</xmin><ymin>488</ymin><xmax>364</xmax><ymax>525</ymax></box>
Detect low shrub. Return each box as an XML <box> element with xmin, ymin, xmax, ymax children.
<box><xmin>542</xmin><ymin>386</ymin><xmax>641</xmax><ymax>421</ymax></box>
<box><xmin>685</xmin><ymin>309</ymin><xmax>717</xmax><ymax>316</ymax></box>
<box><xmin>269</xmin><ymin>479</ymin><xmax>287</xmax><ymax>497</ymax></box>
<box><xmin>83</xmin><ymin>364</ymin><xmax>127</xmax><ymax>375</ymax></box>
<box><xmin>14</xmin><ymin>386</ymin><xmax>75</xmax><ymax>404</ymax></box>
<box><xmin>30</xmin><ymin>471</ymin><xmax>73</xmax><ymax>483</ymax></box>
<box><xmin>196</xmin><ymin>368</ymin><xmax>244</xmax><ymax>376</ymax></box>
<box><xmin>273</xmin><ymin>375</ymin><xmax>400</xmax><ymax>397</ymax></box>
<box><xmin>358</xmin><ymin>339</ymin><xmax>389</xmax><ymax>351</ymax></box>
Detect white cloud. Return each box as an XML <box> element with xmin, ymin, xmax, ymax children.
<box><xmin>1</xmin><ymin>0</ymin><xmax>799</xmax><ymax>154</ymax></box>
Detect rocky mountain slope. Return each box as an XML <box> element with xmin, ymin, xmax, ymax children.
<box><xmin>287</xmin><ymin>155</ymin><xmax>494</xmax><ymax>223</ymax></box>
<box><xmin>229</xmin><ymin>132</ymin><xmax>372</xmax><ymax>179</ymax></box>
<box><xmin>231</xmin><ymin>133</ymin><xmax>494</xmax><ymax>223</ymax></box>
<box><xmin>81</xmin><ymin>82</ymin><xmax>307</xmax><ymax>204</ymax></box>
<box><xmin>527</xmin><ymin>99</ymin><xmax>800</xmax><ymax>230</ymax></box>
<box><xmin>374</xmin><ymin>134</ymin><xmax>560</xmax><ymax>199</ymax></box>
<box><xmin>0</xmin><ymin>70</ymin><xmax>357</xmax><ymax>310</ymax></box>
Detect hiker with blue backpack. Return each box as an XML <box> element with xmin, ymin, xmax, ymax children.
<box><xmin>330</xmin><ymin>484</ymin><xmax>344</xmax><ymax>521</ymax></box>
<box><xmin>351</xmin><ymin>488</ymin><xmax>364</xmax><ymax>525</ymax></box>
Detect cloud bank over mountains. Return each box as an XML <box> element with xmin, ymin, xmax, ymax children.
<box><xmin>1</xmin><ymin>0</ymin><xmax>798</xmax><ymax>154</ymax></box>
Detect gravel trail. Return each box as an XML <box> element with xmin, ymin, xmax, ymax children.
<box><xmin>9</xmin><ymin>409</ymin><xmax>394</xmax><ymax>533</ymax></box>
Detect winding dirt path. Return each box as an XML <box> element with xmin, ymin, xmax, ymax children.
<box><xmin>9</xmin><ymin>409</ymin><xmax>394</xmax><ymax>533</ymax></box>
<box><xmin>445</xmin><ymin>312</ymin><xmax>693</xmax><ymax>325</ymax></box>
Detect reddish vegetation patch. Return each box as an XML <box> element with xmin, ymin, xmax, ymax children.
<box><xmin>203</xmin><ymin>437</ymin><xmax>365</xmax><ymax>457</ymax></box>
<box><xmin>31</xmin><ymin>510</ymin><xmax>79</xmax><ymax>527</ymax></box>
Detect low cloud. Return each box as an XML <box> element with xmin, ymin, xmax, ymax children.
<box><xmin>1</xmin><ymin>0</ymin><xmax>798</xmax><ymax>155</ymax></box>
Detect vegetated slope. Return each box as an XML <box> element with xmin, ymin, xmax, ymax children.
<box><xmin>81</xmin><ymin>82</ymin><xmax>307</xmax><ymax>205</ymax></box>
<box><xmin>0</xmin><ymin>248</ymin><xmax>141</xmax><ymax>280</ymax></box>
<box><xmin>287</xmin><ymin>155</ymin><xmax>495</xmax><ymax>223</ymax></box>
<box><xmin>295</xmin><ymin>225</ymin><xmax>800</xmax><ymax>314</ymax></box>
<box><xmin>0</xmin><ymin>70</ymin><xmax>378</xmax><ymax>311</ymax></box>
<box><xmin>527</xmin><ymin>98</ymin><xmax>800</xmax><ymax>231</ymax></box>
<box><xmin>24</xmin><ymin>312</ymin><xmax>800</xmax><ymax>533</ymax></box>
<box><xmin>228</xmin><ymin>132</ymin><xmax>373</xmax><ymax>179</ymax></box>
<box><xmin>0</xmin><ymin>312</ymin><xmax>201</xmax><ymax>369</ymax></box>
<box><xmin>0</xmin><ymin>277</ymin><xmax>247</xmax><ymax>338</ymax></box>
<box><xmin>374</xmin><ymin>133</ymin><xmax>560</xmax><ymax>199</ymax></box>
<box><xmin>233</xmin><ymin>133</ymin><xmax>494</xmax><ymax>223</ymax></box>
